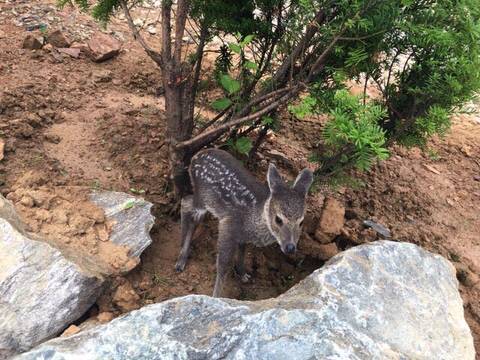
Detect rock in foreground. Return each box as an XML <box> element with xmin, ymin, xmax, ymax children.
<box><xmin>0</xmin><ymin>192</ymin><xmax>154</xmax><ymax>358</ymax></box>
<box><xmin>17</xmin><ymin>241</ymin><xmax>475</xmax><ymax>360</ymax></box>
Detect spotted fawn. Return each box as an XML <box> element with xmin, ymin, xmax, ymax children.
<box><xmin>175</xmin><ymin>148</ymin><xmax>313</xmax><ymax>297</ymax></box>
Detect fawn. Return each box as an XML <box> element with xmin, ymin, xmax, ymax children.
<box><xmin>175</xmin><ymin>148</ymin><xmax>313</xmax><ymax>297</ymax></box>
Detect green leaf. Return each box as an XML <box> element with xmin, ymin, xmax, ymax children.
<box><xmin>228</xmin><ymin>43</ymin><xmax>242</xmax><ymax>54</ymax></box>
<box><xmin>123</xmin><ymin>200</ymin><xmax>136</xmax><ymax>210</ymax></box>
<box><xmin>244</xmin><ymin>60</ymin><xmax>258</xmax><ymax>70</ymax></box>
<box><xmin>261</xmin><ymin>116</ymin><xmax>274</xmax><ymax>125</ymax></box>
<box><xmin>219</xmin><ymin>74</ymin><xmax>241</xmax><ymax>94</ymax></box>
<box><xmin>211</xmin><ymin>97</ymin><xmax>232</xmax><ymax>111</ymax></box>
<box><xmin>234</xmin><ymin>137</ymin><xmax>253</xmax><ymax>155</ymax></box>
<box><xmin>241</xmin><ymin>34</ymin><xmax>255</xmax><ymax>47</ymax></box>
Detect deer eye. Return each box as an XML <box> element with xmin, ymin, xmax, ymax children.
<box><xmin>275</xmin><ymin>215</ymin><xmax>283</xmax><ymax>226</ymax></box>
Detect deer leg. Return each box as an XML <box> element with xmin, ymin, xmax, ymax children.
<box><xmin>175</xmin><ymin>196</ymin><xmax>205</xmax><ymax>272</ymax></box>
<box><xmin>213</xmin><ymin>219</ymin><xmax>237</xmax><ymax>298</ymax></box>
<box><xmin>234</xmin><ymin>242</ymin><xmax>251</xmax><ymax>283</ymax></box>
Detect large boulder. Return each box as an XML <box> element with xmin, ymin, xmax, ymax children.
<box><xmin>0</xmin><ymin>192</ymin><xmax>154</xmax><ymax>358</ymax></box>
<box><xmin>16</xmin><ymin>241</ymin><xmax>475</xmax><ymax>360</ymax></box>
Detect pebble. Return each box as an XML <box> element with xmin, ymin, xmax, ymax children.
<box><xmin>146</xmin><ymin>26</ymin><xmax>157</xmax><ymax>35</ymax></box>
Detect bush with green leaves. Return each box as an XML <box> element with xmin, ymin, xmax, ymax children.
<box><xmin>59</xmin><ymin>0</ymin><xmax>480</xmax><ymax>194</ymax></box>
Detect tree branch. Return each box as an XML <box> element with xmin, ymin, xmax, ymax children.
<box><xmin>272</xmin><ymin>9</ymin><xmax>326</xmax><ymax>87</ymax></box>
<box><xmin>120</xmin><ymin>0</ymin><xmax>162</xmax><ymax>66</ymax></box>
<box><xmin>176</xmin><ymin>88</ymin><xmax>300</xmax><ymax>151</ymax></box>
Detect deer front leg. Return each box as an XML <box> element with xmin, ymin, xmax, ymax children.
<box><xmin>213</xmin><ymin>219</ymin><xmax>237</xmax><ymax>298</ymax></box>
<box><xmin>234</xmin><ymin>242</ymin><xmax>251</xmax><ymax>284</ymax></box>
<box><xmin>175</xmin><ymin>196</ymin><xmax>205</xmax><ymax>272</ymax></box>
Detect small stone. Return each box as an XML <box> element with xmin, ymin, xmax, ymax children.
<box><xmin>314</xmin><ymin>197</ymin><xmax>345</xmax><ymax>244</ymax></box>
<box><xmin>138</xmin><ymin>273</ymin><xmax>153</xmax><ymax>290</ymax></box>
<box><xmin>22</xmin><ymin>35</ymin><xmax>43</xmax><ymax>50</ymax></box>
<box><xmin>363</xmin><ymin>219</ymin><xmax>391</xmax><ymax>238</ymax></box>
<box><xmin>93</xmin><ymin>70</ymin><xmax>113</xmax><ymax>83</ymax></box>
<box><xmin>133</xmin><ymin>19</ymin><xmax>144</xmax><ymax>27</ymax></box>
<box><xmin>57</xmin><ymin>47</ymin><xmax>80</xmax><ymax>59</ymax></box>
<box><xmin>87</xmin><ymin>32</ymin><xmax>121</xmax><ymax>62</ymax></box>
<box><xmin>146</xmin><ymin>26</ymin><xmax>157</xmax><ymax>35</ymax></box>
<box><xmin>70</xmin><ymin>42</ymin><xmax>89</xmax><ymax>52</ymax></box>
<box><xmin>61</xmin><ymin>325</ymin><xmax>80</xmax><ymax>337</ymax></box>
<box><xmin>19</xmin><ymin>196</ymin><xmax>34</xmax><ymax>208</ymax></box>
<box><xmin>113</xmin><ymin>282</ymin><xmax>141</xmax><ymax>312</ymax></box>
<box><xmin>423</xmin><ymin>164</ymin><xmax>440</xmax><ymax>175</ymax></box>
<box><xmin>317</xmin><ymin>242</ymin><xmax>340</xmax><ymax>261</ymax></box>
<box><xmin>97</xmin><ymin>312</ymin><xmax>114</xmax><ymax>323</ymax></box>
<box><xmin>43</xmin><ymin>133</ymin><xmax>61</xmax><ymax>144</ymax></box>
<box><xmin>182</xmin><ymin>36</ymin><xmax>195</xmax><ymax>44</ymax></box>
<box><xmin>48</xmin><ymin>29</ymin><xmax>71</xmax><ymax>48</ymax></box>
<box><xmin>455</xmin><ymin>263</ymin><xmax>479</xmax><ymax>287</ymax></box>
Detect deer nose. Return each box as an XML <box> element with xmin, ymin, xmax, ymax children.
<box><xmin>285</xmin><ymin>243</ymin><xmax>296</xmax><ymax>254</ymax></box>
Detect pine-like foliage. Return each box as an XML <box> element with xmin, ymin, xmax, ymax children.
<box><xmin>61</xmin><ymin>0</ymin><xmax>480</xmax><ymax>179</ymax></box>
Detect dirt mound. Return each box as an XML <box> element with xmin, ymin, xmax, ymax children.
<box><xmin>6</xmin><ymin>173</ymin><xmax>137</xmax><ymax>275</ymax></box>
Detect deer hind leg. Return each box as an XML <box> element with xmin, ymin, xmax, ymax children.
<box><xmin>175</xmin><ymin>195</ymin><xmax>206</xmax><ymax>272</ymax></box>
<box><xmin>213</xmin><ymin>219</ymin><xmax>238</xmax><ymax>298</ymax></box>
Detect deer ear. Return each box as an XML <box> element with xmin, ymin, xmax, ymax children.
<box><xmin>292</xmin><ymin>168</ymin><xmax>313</xmax><ymax>196</ymax></box>
<box><xmin>267</xmin><ymin>163</ymin><xmax>283</xmax><ymax>194</ymax></box>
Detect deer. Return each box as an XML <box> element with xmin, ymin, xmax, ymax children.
<box><xmin>175</xmin><ymin>148</ymin><xmax>313</xmax><ymax>297</ymax></box>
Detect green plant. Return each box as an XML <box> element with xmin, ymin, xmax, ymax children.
<box><xmin>226</xmin><ymin>136</ymin><xmax>253</xmax><ymax>156</ymax></box>
<box><xmin>293</xmin><ymin>89</ymin><xmax>389</xmax><ymax>175</ymax></box>
<box><xmin>59</xmin><ymin>0</ymin><xmax>480</xmax><ymax>194</ymax></box>
<box><xmin>427</xmin><ymin>148</ymin><xmax>440</xmax><ymax>161</ymax></box>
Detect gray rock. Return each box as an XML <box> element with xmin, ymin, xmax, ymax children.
<box><xmin>0</xmin><ymin>192</ymin><xmax>154</xmax><ymax>358</ymax></box>
<box><xmin>363</xmin><ymin>219</ymin><xmax>391</xmax><ymax>238</ymax></box>
<box><xmin>89</xmin><ymin>191</ymin><xmax>153</xmax><ymax>258</ymax></box>
<box><xmin>17</xmin><ymin>241</ymin><xmax>475</xmax><ymax>360</ymax></box>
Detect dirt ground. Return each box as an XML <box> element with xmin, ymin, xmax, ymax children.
<box><xmin>1</xmin><ymin>0</ymin><xmax>479</xmax><ymax>355</ymax></box>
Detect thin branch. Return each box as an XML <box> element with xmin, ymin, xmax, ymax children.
<box><xmin>272</xmin><ymin>9</ymin><xmax>326</xmax><ymax>87</ymax></box>
<box><xmin>188</xmin><ymin>23</ymin><xmax>209</xmax><ymax>119</ymax></box>
<box><xmin>338</xmin><ymin>29</ymin><xmax>386</xmax><ymax>41</ymax></box>
<box><xmin>307</xmin><ymin>30</ymin><xmax>345</xmax><ymax>81</ymax></box>
<box><xmin>177</xmin><ymin>89</ymin><xmax>298</xmax><ymax>150</ymax></box>
<box><xmin>385</xmin><ymin>48</ymin><xmax>402</xmax><ymax>98</ymax></box>
<box><xmin>196</xmin><ymin>107</ymin><xmax>232</xmax><ymax>133</ymax></box>
<box><xmin>120</xmin><ymin>0</ymin><xmax>162</xmax><ymax>66</ymax></box>
<box><xmin>363</xmin><ymin>71</ymin><xmax>369</xmax><ymax>105</ymax></box>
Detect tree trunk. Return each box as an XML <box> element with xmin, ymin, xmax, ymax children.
<box><xmin>163</xmin><ymin>63</ymin><xmax>194</xmax><ymax>198</ymax></box>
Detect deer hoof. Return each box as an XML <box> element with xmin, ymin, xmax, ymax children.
<box><xmin>240</xmin><ymin>273</ymin><xmax>252</xmax><ymax>284</ymax></box>
<box><xmin>175</xmin><ymin>260</ymin><xmax>186</xmax><ymax>273</ymax></box>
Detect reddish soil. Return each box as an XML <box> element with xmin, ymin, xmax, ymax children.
<box><xmin>0</xmin><ymin>1</ymin><xmax>479</xmax><ymax>356</ymax></box>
